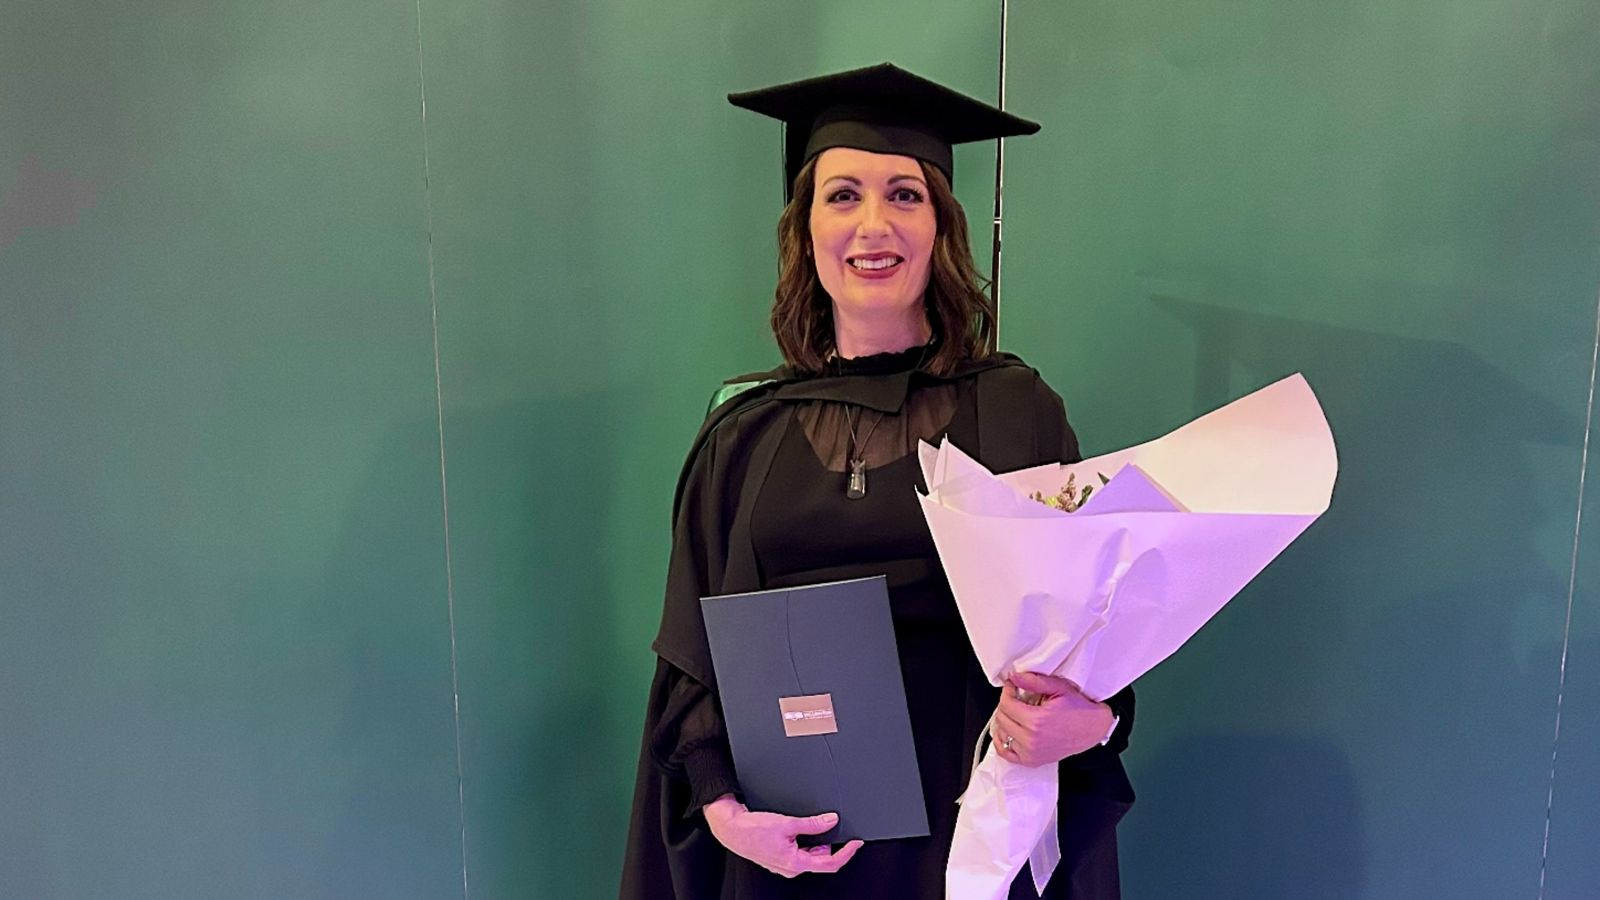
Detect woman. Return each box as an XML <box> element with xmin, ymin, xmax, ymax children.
<box><xmin>620</xmin><ymin>63</ymin><xmax>1136</xmax><ymax>899</ymax></box>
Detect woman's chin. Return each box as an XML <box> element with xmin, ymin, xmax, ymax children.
<box><xmin>833</xmin><ymin>290</ymin><xmax>922</xmax><ymax>315</ymax></box>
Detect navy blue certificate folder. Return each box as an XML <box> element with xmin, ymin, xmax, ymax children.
<box><xmin>700</xmin><ymin>575</ymin><xmax>929</xmax><ymax>844</ymax></box>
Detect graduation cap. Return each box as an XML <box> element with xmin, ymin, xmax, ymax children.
<box><xmin>728</xmin><ymin>62</ymin><xmax>1040</xmax><ymax>200</ymax></box>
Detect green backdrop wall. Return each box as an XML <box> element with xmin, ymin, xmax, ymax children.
<box><xmin>2</xmin><ymin>1</ymin><xmax>1595</xmax><ymax>898</ymax></box>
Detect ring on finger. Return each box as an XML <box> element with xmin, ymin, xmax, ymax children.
<box><xmin>1000</xmin><ymin>734</ymin><xmax>1015</xmax><ymax>751</ymax></box>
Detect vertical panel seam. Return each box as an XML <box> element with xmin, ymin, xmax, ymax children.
<box><xmin>1538</xmin><ymin>279</ymin><xmax>1600</xmax><ymax>899</ymax></box>
<box><xmin>413</xmin><ymin>0</ymin><xmax>471</xmax><ymax>897</ymax></box>
<box><xmin>989</xmin><ymin>0</ymin><xmax>1009</xmax><ymax>342</ymax></box>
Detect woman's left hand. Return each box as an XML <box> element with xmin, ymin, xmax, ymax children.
<box><xmin>990</xmin><ymin>671</ymin><xmax>1114</xmax><ymax>768</ymax></box>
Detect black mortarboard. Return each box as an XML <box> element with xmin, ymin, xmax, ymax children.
<box><xmin>728</xmin><ymin>62</ymin><xmax>1041</xmax><ymax>200</ymax></box>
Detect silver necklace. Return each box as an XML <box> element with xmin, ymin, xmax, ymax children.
<box><xmin>844</xmin><ymin>407</ymin><xmax>884</xmax><ymax>500</ymax></box>
<box><xmin>835</xmin><ymin>338</ymin><xmax>933</xmax><ymax>499</ymax></box>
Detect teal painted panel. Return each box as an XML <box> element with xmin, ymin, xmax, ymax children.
<box><xmin>0</xmin><ymin>2</ymin><xmax>463</xmax><ymax>897</ymax></box>
<box><xmin>415</xmin><ymin>0</ymin><xmax>1002</xmax><ymax>893</ymax></box>
<box><xmin>1003</xmin><ymin>1</ymin><xmax>1600</xmax><ymax>897</ymax></box>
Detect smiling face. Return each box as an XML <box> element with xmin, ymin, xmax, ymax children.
<box><xmin>808</xmin><ymin>147</ymin><xmax>938</xmax><ymax>331</ymax></box>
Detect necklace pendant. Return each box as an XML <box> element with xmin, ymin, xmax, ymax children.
<box><xmin>846</xmin><ymin>458</ymin><xmax>867</xmax><ymax>500</ymax></box>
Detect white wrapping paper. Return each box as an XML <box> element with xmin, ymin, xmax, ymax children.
<box><xmin>918</xmin><ymin>373</ymin><xmax>1338</xmax><ymax>899</ymax></box>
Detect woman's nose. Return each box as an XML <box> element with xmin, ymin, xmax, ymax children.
<box><xmin>856</xmin><ymin>195</ymin><xmax>891</xmax><ymax>236</ymax></box>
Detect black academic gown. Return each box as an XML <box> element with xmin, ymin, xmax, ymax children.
<box><xmin>620</xmin><ymin>350</ymin><xmax>1135</xmax><ymax>900</ymax></box>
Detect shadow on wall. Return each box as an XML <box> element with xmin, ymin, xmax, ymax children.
<box><xmin>304</xmin><ymin>389</ymin><xmax>622</xmax><ymax>898</ymax></box>
<box><xmin>1120</xmin><ymin>293</ymin><xmax>1578</xmax><ymax>898</ymax></box>
<box><xmin>1540</xmin><ymin>631</ymin><xmax>1598</xmax><ymax>898</ymax></box>
<box><xmin>306</xmin><ymin>417</ymin><xmax>463</xmax><ymax>898</ymax></box>
<box><xmin>427</xmin><ymin>391</ymin><xmax>623</xmax><ymax>899</ymax></box>
<box><xmin>1129</xmin><ymin>734</ymin><xmax>1363</xmax><ymax>899</ymax></box>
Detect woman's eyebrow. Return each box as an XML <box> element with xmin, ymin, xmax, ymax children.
<box><xmin>819</xmin><ymin>173</ymin><xmax>926</xmax><ymax>187</ymax></box>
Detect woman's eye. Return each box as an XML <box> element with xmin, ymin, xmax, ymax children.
<box><xmin>892</xmin><ymin>187</ymin><xmax>926</xmax><ymax>203</ymax></box>
<box><xmin>826</xmin><ymin>189</ymin><xmax>859</xmax><ymax>203</ymax></box>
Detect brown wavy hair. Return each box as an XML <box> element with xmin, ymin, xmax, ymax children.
<box><xmin>770</xmin><ymin>157</ymin><xmax>998</xmax><ymax>376</ymax></box>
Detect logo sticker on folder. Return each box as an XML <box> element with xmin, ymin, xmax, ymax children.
<box><xmin>779</xmin><ymin>694</ymin><xmax>838</xmax><ymax>737</ymax></box>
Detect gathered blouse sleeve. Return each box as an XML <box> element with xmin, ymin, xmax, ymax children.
<box><xmin>646</xmin><ymin>662</ymin><xmax>741</xmax><ymax>818</ymax></box>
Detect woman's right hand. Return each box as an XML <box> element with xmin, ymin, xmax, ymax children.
<box><xmin>702</xmin><ymin>794</ymin><xmax>865</xmax><ymax>878</ymax></box>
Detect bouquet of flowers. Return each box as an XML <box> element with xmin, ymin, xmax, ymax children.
<box><xmin>916</xmin><ymin>373</ymin><xmax>1338</xmax><ymax>898</ymax></box>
